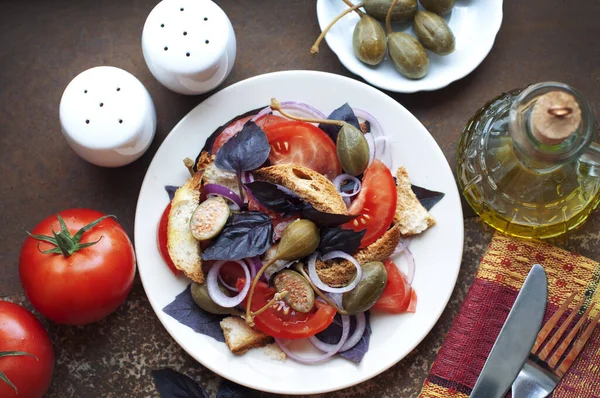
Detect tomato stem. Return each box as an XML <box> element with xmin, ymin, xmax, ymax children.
<box><xmin>310</xmin><ymin>2</ymin><xmax>364</xmax><ymax>55</ymax></box>
<box><xmin>270</xmin><ymin>98</ymin><xmax>345</xmax><ymax>127</ymax></box>
<box><xmin>27</xmin><ymin>214</ymin><xmax>115</xmax><ymax>257</ymax></box>
<box><xmin>0</xmin><ymin>351</ymin><xmax>38</xmax><ymax>394</ymax></box>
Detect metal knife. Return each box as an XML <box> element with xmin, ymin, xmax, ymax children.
<box><xmin>470</xmin><ymin>264</ymin><xmax>547</xmax><ymax>398</ymax></box>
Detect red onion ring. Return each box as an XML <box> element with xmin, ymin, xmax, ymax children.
<box><xmin>251</xmin><ymin>106</ymin><xmax>272</xmax><ymax>122</ymax></box>
<box><xmin>395</xmin><ymin>248</ymin><xmax>416</xmax><ymax>285</ymax></box>
<box><xmin>203</xmin><ymin>183</ymin><xmax>243</xmax><ymax>210</ymax></box>
<box><xmin>332</xmin><ymin>174</ymin><xmax>362</xmax><ymax>199</ymax></box>
<box><xmin>206</xmin><ymin>260</ymin><xmax>250</xmax><ymax>308</ymax></box>
<box><xmin>364</xmin><ymin>133</ymin><xmax>376</xmax><ymax>167</ymax></box>
<box><xmin>279</xmin><ymin>101</ymin><xmax>327</xmax><ymax>119</ymax></box>
<box><xmin>218</xmin><ymin>273</ymin><xmax>239</xmax><ymax>292</ymax></box>
<box><xmin>308</xmin><ymin>252</ymin><xmax>362</xmax><ymax>294</ymax></box>
<box><xmin>275</xmin><ymin>314</ymin><xmax>350</xmax><ymax>364</ymax></box>
<box><xmin>353</xmin><ymin>108</ymin><xmax>392</xmax><ymax>169</ymax></box>
<box><xmin>240</xmin><ymin>171</ymin><xmax>255</xmax><ymax>184</ymax></box>
<box><xmin>309</xmin><ymin>312</ymin><xmax>366</xmax><ymax>353</ymax></box>
<box><xmin>392</xmin><ymin>237</ymin><xmax>410</xmax><ymax>256</ymax></box>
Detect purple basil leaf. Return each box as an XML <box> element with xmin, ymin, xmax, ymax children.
<box><xmin>316</xmin><ymin>312</ymin><xmax>372</xmax><ymax>363</ymax></box>
<box><xmin>201</xmin><ymin>212</ymin><xmax>273</xmax><ymax>261</ymax></box>
<box><xmin>244</xmin><ymin>181</ymin><xmax>303</xmax><ymax>215</ymax></box>
<box><xmin>301</xmin><ymin>204</ymin><xmax>357</xmax><ymax>227</ymax></box>
<box><xmin>318</xmin><ymin>227</ymin><xmax>366</xmax><ymax>255</ymax></box>
<box><xmin>411</xmin><ymin>185</ymin><xmax>445</xmax><ymax>211</ymax></box>
<box><xmin>165</xmin><ymin>185</ymin><xmax>179</xmax><ymax>201</ymax></box>
<box><xmin>162</xmin><ymin>285</ymin><xmax>225</xmax><ymax>343</ymax></box>
<box><xmin>216</xmin><ymin>379</ymin><xmax>262</xmax><ymax>398</ymax></box>
<box><xmin>199</xmin><ymin>108</ymin><xmax>262</xmax><ymax>158</ymax></box>
<box><xmin>152</xmin><ymin>368</ymin><xmax>209</xmax><ymax>398</ymax></box>
<box><xmin>318</xmin><ymin>103</ymin><xmax>361</xmax><ymax>143</ymax></box>
<box><xmin>215</xmin><ymin>121</ymin><xmax>270</xmax><ymax>173</ymax></box>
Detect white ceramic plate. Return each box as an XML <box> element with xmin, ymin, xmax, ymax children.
<box><xmin>315</xmin><ymin>0</ymin><xmax>503</xmax><ymax>93</ymax></box>
<box><xmin>135</xmin><ymin>70</ymin><xmax>464</xmax><ymax>394</ymax></box>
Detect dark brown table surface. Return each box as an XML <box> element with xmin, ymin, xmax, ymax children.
<box><xmin>2</xmin><ymin>0</ymin><xmax>600</xmax><ymax>396</ymax></box>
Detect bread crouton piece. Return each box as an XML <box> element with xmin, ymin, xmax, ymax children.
<box><xmin>167</xmin><ymin>171</ymin><xmax>204</xmax><ymax>284</ymax></box>
<box><xmin>395</xmin><ymin>167</ymin><xmax>435</xmax><ymax>235</ymax></box>
<box><xmin>316</xmin><ymin>224</ymin><xmax>401</xmax><ymax>287</ymax></box>
<box><xmin>253</xmin><ymin>164</ymin><xmax>347</xmax><ymax>214</ymax></box>
<box><xmin>220</xmin><ymin>317</ymin><xmax>273</xmax><ymax>355</ymax></box>
<box><xmin>195</xmin><ymin>151</ymin><xmax>240</xmax><ymax>195</ymax></box>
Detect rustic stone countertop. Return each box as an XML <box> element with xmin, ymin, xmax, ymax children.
<box><xmin>1</xmin><ymin>0</ymin><xmax>599</xmax><ymax>397</ymax></box>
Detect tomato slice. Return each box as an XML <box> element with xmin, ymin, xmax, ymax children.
<box><xmin>212</xmin><ymin>114</ymin><xmax>288</xmax><ymax>154</ymax></box>
<box><xmin>263</xmin><ymin>121</ymin><xmax>342</xmax><ymax>179</ymax></box>
<box><xmin>158</xmin><ymin>203</ymin><xmax>179</xmax><ymax>275</ymax></box>
<box><xmin>215</xmin><ymin>261</ymin><xmax>247</xmax><ymax>288</ymax></box>
<box><xmin>372</xmin><ymin>259</ymin><xmax>416</xmax><ymax>313</ymax></box>
<box><xmin>341</xmin><ymin>160</ymin><xmax>397</xmax><ymax>247</ymax></box>
<box><xmin>237</xmin><ymin>279</ymin><xmax>336</xmax><ymax>339</ymax></box>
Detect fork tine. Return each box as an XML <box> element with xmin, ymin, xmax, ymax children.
<box><xmin>538</xmin><ymin>293</ymin><xmax>584</xmax><ymax>361</ymax></box>
<box><xmin>533</xmin><ymin>291</ymin><xmax>577</xmax><ymax>354</ymax></box>
<box><xmin>555</xmin><ymin>305</ymin><xmax>600</xmax><ymax>377</ymax></box>
<box><xmin>548</xmin><ymin>302</ymin><xmax>596</xmax><ymax>369</ymax></box>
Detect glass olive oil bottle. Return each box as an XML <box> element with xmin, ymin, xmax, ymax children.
<box><xmin>457</xmin><ymin>82</ymin><xmax>600</xmax><ymax>239</ymax></box>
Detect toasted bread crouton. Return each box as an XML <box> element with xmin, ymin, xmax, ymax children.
<box><xmin>167</xmin><ymin>171</ymin><xmax>204</xmax><ymax>284</ymax></box>
<box><xmin>316</xmin><ymin>224</ymin><xmax>401</xmax><ymax>286</ymax></box>
<box><xmin>395</xmin><ymin>167</ymin><xmax>435</xmax><ymax>235</ymax></box>
<box><xmin>254</xmin><ymin>164</ymin><xmax>347</xmax><ymax>214</ymax></box>
<box><xmin>220</xmin><ymin>317</ymin><xmax>273</xmax><ymax>354</ymax></box>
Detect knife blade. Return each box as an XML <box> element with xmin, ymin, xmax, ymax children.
<box><xmin>470</xmin><ymin>263</ymin><xmax>547</xmax><ymax>398</ymax></box>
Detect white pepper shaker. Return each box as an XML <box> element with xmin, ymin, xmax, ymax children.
<box><xmin>59</xmin><ymin>66</ymin><xmax>157</xmax><ymax>167</ymax></box>
<box><xmin>141</xmin><ymin>0</ymin><xmax>236</xmax><ymax>95</ymax></box>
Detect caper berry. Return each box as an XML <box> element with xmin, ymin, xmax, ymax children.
<box><xmin>276</xmin><ymin>219</ymin><xmax>320</xmax><ymax>261</ymax></box>
<box><xmin>388</xmin><ymin>32</ymin><xmax>430</xmax><ymax>79</ymax></box>
<box><xmin>336</xmin><ymin>123</ymin><xmax>370</xmax><ymax>176</ymax></box>
<box><xmin>364</xmin><ymin>0</ymin><xmax>417</xmax><ymax>22</ymax></box>
<box><xmin>418</xmin><ymin>0</ymin><xmax>455</xmax><ymax>15</ymax></box>
<box><xmin>190</xmin><ymin>282</ymin><xmax>242</xmax><ymax>316</ymax></box>
<box><xmin>353</xmin><ymin>14</ymin><xmax>387</xmax><ymax>66</ymax></box>
<box><xmin>413</xmin><ymin>10</ymin><xmax>455</xmax><ymax>55</ymax></box>
<box><xmin>342</xmin><ymin>261</ymin><xmax>387</xmax><ymax>314</ymax></box>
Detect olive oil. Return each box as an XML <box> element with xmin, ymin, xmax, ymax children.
<box><xmin>457</xmin><ymin>83</ymin><xmax>600</xmax><ymax>239</ymax></box>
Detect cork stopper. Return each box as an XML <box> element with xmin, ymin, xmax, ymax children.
<box><xmin>531</xmin><ymin>91</ymin><xmax>582</xmax><ymax>145</ymax></box>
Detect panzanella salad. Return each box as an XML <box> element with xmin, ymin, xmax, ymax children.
<box><xmin>158</xmin><ymin>99</ymin><xmax>444</xmax><ymax>364</ymax></box>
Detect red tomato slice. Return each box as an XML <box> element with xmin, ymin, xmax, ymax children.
<box><xmin>237</xmin><ymin>279</ymin><xmax>336</xmax><ymax>339</ymax></box>
<box><xmin>263</xmin><ymin>121</ymin><xmax>342</xmax><ymax>179</ymax></box>
<box><xmin>215</xmin><ymin>261</ymin><xmax>247</xmax><ymax>288</ymax></box>
<box><xmin>158</xmin><ymin>203</ymin><xmax>179</xmax><ymax>275</ymax></box>
<box><xmin>212</xmin><ymin>114</ymin><xmax>287</xmax><ymax>154</ymax></box>
<box><xmin>372</xmin><ymin>259</ymin><xmax>415</xmax><ymax>313</ymax></box>
<box><xmin>342</xmin><ymin>160</ymin><xmax>397</xmax><ymax>247</ymax></box>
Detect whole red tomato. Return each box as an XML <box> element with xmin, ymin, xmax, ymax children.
<box><xmin>0</xmin><ymin>301</ymin><xmax>54</xmax><ymax>398</ymax></box>
<box><xmin>19</xmin><ymin>209</ymin><xmax>136</xmax><ymax>324</ymax></box>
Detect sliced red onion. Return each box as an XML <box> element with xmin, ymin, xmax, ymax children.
<box><xmin>364</xmin><ymin>133</ymin><xmax>376</xmax><ymax>166</ymax></box>
<box><xmin>218</xmin><ymin>274</ymin><xmax>239</xmax><ymax>292</ymax></box>
<box><xmin>251</xmin><ymin>106</ymin><xmax>272</xmax><ymax>122</ymax></box>
<box><xmin>353</xmin><ymin>108</ymin><xmax>393</xmax><ymax>169</ymax></box>
<box><xmin>332</xmin><ymin>174</ymin><xmax>362</xmax><ymax>200</ymax></box>
<box><xmin>395</xmin><ymin>248</ymin><xmax>416</xmax><ymax>285</ymax></box>
<box><xmin>206</xmin><ymin>260</ymin><xmax>250</xmax><ymax>308</ymax></box>
<box><xmin>309</xmin><ymin>312</ymin><xmax>366</xmax><ymax>353</ymax></box>
<box><xmin>240</xmin><ymin>171</ymin><xmax>255</xmax><ymax>184</ymax></box>
<box><xmin>245</xmin><ymin>256</ymin><xmax>262</xmax><ymax>279</ymax></box>
<box><xmin>204</xmin><ymin>184</ymin><xmax>243</xmax><ymax>210</ymax></box>
<box><xmin>279</xmin><ymin>101</ymin><xmax>327</xmax><ymax>119</ymax></box>
<box><xmin>392</xmin><ymin>237</ymin><xmax>410</xmax><ymax>257</ymax></box>
<box><xmin>308</xmin><ymin>252</ymin><xmax>362</xmax><ymax>294</ymax></box>
<box><xmin>275</xmin><ymin>314</ymin><xmax>350</xmax><ymax>364</ymax></box>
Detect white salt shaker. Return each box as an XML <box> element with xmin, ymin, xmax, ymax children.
<box><xmin>142</xmin><ymin>0</ymin><xmax>236</xmax><ymax>95</ymax></box>
<box><xmin>59</xmin><ymin>66</ymin><xmax>157</xmax><ymax>167</ymax></box>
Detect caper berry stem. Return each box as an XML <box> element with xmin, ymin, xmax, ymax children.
<box><xmin>341</xmin><ymin>0</ymin><xmax>365</xmax><ymax>16</ymax></box>
<box><xmin>293</xmin><ymin>263</ymin><xmax>349</xmax><ymax>315</ymax></box>
<box><xmin>270</xmin><ymin>98</ymin><xmax>345</xmax><ymax>127</ymax></box>
<box><xmin>385</xmin><ymin>0</ymin><xmax>400</xmax><ymax>35</ymax></box>
<box><xmin>183</xmin><ymin>157</ymin><xmax>195</xmax><ymax>177</ymax></box>
<box><xmin>311</xmin><ymin>2</ymin><xmax>364</xmax><ymax>55</ymax></box>
<box><xmin>245</xmin><ymin>257</ymin><xmax>277</xmax><ymax>326</ymax></box>
<box><xmin>250</xmin><ymin>291</ymin><xmax>288</xmax><ymax>319</ymax></box>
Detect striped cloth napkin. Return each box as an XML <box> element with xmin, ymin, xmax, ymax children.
<box><xmin>419</xmin><ymin>232</ymin><xmax>600</xmax><ymax>398</ymax></box>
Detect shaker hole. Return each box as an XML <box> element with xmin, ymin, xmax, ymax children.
<box><xmin>99</xmin><ymin>102</ymin><xmax>104</xmax><ymax>107</ymax></box>
<box><xmin>86</xmin><ymin>119</ymin><xmax>90</xmax><ymax>124</ymax></box>
<box><xmin>180</xmin><ymin>7</ymin><xmax>184</xmax><ymax>11</ymax></box>
<box><xmin>160</xmin><ymin>23</ymin><xmax>165</xmax><ymax>28</ymax></box>
<box><xmin>205</xmin><ymin>40</ymin><xmax>209</xmax><ymax>44</ymax></box>
<box><xmin>116</xmin><ymin>87</ymin><xmax>121</xmax><ymax>92</ymax></box>
<box><xmin>164</xmin><ymin>46</ymin><xmax>168</xmax><ymax>51</ymax></box>
<box><xmin>119</xmin><ymin>119</ymin><xmax>123</xmax><ymax>124</ymax></box>
<box><xmin>204</xmin><ymin>17</ymin><xmax>208</xmax><ymax>21</ymax></box>
<box><xmin>84</xmin><ymin>89</ymin><xmax>88</xmax><ymax>93</ymax></box>
<box><xmin>183</xmin><ymin>31</ymin><xmax>187</xmax><ymax>36</ymax></box>
<box><xmin>186</xmin><ymin>52</ymin><xmax>190</xmax><ymax>57</ymax></box>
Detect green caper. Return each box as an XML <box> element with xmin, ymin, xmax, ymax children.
<box><xmin>353</xmin><ymin>14</ymin><xmax>387</xmax><ymax>66</ymax></box>
<box><xmin>342</xmin><ymin>261</ymin><xmax>387</xmax><ymax>314</ymax></box>
<box><xmin>336</xmin><ymin>123</ymin><xmax>370</xmax><ymax>176</ymax></box>
<box><xmin>364</xmin><ymin>0</ymin><xmax>417</xmax><ymax>22</ymax></box>
<box><xmin>388</xmin><ymin>32</ymin><xmax>430</xmax><ymax>79</ymax></box>
<box><xmin>190</xmin><ymin>282</ymin><xmax>242</xmax><ymax>316</ymax></box>
<box><xmin>276</xmin><ymin>219</ymin><xmax>320</xmax><ymax>261</ymax></box>
<box><xmin>273</xmin><ymin>269</ymin><xmax>315</xmax><ymax>313</ymax></box>
<box><xmin>418</xmin><ymin>0</ymin><xmax>455</xmax><ymax>15</ymax></box>
<box><xmin>413</xmin><ymin>10</ymin><xmax>455</xmax><ymax>55</ymax></box>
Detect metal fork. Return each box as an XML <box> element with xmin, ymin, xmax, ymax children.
<box><xmin>512</xmin><ymin>291</ymin><xmax>600</xmax><ymax>398</ymax></box>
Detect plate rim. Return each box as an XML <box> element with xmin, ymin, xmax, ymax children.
<box><xmin>315</xmin><ymin>0</ymin><xmax>504</xmax><ymax>93</ymax></box>
<box><xmin>134</xmin><ymin>70</ymin><xmax>465</xmax><ymax>394</ymax></box>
